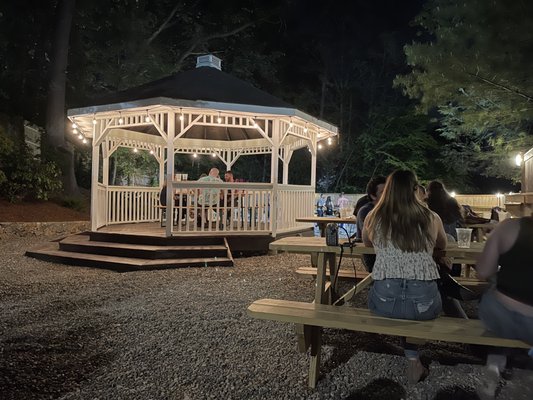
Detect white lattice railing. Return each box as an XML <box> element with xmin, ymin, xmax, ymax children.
<box><xmin>169</xmin><ymin>182</ymin><xmax>273</xmax><ymax>234</ymax></box>
<box><xmin>107</xmin><ymin>186</ymin><xmax>160</xmax><ymax>224</ymax></box>
<box><xmin>276</xmin><ymin>185</ymin><xmax>315</xmax><ymax>232</ymax></box>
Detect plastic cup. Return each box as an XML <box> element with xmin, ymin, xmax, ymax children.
<box><xmin>456</xmin><ymin>228</ymin><xmax>473</xmax><ymax>248</ymax></box>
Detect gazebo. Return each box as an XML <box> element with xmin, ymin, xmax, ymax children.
<box><xmin>67</xmin><ymin>54</ymin><xmax>338</xmax><ymax>245</ymax></box>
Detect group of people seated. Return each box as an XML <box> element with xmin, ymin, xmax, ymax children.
<box><xmin>316</xmin><ymin>192</ymin><xmax>351</xmax><ymax>217</ymax></box>
<box><xmin>159</xmin><ymin>167</ymin><xmax>242</xmax><ymax>229</ymax></box>
<box><xmin>353</xmin><ymin>169</ymin><xmax>532</xmax><ymax>398</ymax></box>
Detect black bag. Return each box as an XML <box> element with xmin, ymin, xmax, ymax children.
<box><xmin>325</xmin><ymin>223</ymin><xmax>339</xmax><ymax>246</ymax></box>
<box><xmin>437</xmin><ymin>264</ymin><xmax>479</xmax><ymax>301</ymax></box>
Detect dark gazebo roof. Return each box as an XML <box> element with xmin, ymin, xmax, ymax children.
<box><xmin>92</xmin><ymin>66</ymin><xmax>292</xmax><ymax>108</ymax></box>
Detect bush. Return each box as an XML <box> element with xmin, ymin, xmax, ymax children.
<box><xmin>0</xmin><ymin>132</ymin><xmax>63</xmax><ymax>202</ymax></box>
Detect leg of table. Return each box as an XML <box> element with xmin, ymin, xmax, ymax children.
<box><xmin>295</xmin><ymin>324</ymin><xmax>312</xmax><ymax>353</ymax></box>
<box><xmin>310</xmin><ymin>252</ymin><xmax>318</xmax><ymax>268</ymax></box>
<box><xmin>308</xmin><ymin>325</ymin><xmax>322</xmax><ymax>389</ymax></box>
<box><xmin>319</xmin><ymin>222</ymin><xmax>326</xmax><ymax>237</ymax></box>
<box><xmin>314</xmin><ymin>253</ymin><xmax>327</xmax><ymax>304</ymax></box>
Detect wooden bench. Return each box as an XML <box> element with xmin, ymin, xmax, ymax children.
<box><xmin>295</xmin><ymin>266</ymin><xmax>488</xmax><ymax>288</ymax></box>
<box><xmin>247</xmin><ymin>298</ymin><xmax>530</xmax><ymax>388</ymax></box>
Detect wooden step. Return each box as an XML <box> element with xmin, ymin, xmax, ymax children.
<box><xmin>26</xmin><ymin>242</ymin><xmax>233</xmax><ymax>271</ymax></box>
<box><xmin>59</xmin><ymin>234</ymin><xmax>228</xmax><ymax>259</ymax></box>
<box><xmin>89</xmin><ymin>231</ymin><xmax>224</xmax><ymax>246</ymax></box>
<box><xmin>295</xmin><ymin>267</ymin><xmax>488</xmax><ymax>287</ymax></box>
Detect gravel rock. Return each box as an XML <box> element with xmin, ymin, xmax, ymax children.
<box><xmin>0</xmin><ymin>236</ymin><xmax>532</xmax><ymax>399</ymax></box>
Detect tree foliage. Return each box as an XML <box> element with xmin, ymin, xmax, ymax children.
<box><xmin>395</xmin><ymin>0</ymin><xmax>533</xmax><ymax>185</ymax></box>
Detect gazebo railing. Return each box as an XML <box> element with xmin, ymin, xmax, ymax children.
<box><xmin>106</xmin><ymin>186</ymin><xmax>160</xmax><ymax>224</ymax></box>
<box><xmin>276</xmin><ymin>184</ymin><xmax>315</xmax><ymax>233</ymax></box>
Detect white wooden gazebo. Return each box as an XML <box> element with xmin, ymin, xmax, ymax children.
<box><xmin>67</xmin><ymin>55</ymin><xmax>338</xmax><ymax>239</ymax></box>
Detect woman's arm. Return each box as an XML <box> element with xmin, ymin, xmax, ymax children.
<box><xmin>362</xmin><ymin>211</ymin><xmax>374</xmax><ymax>247</ymax></box>
<box><xmin>432</xmin><ymin>212</ymin><xmax>447</xmax><ymax>250</ymax></box>
<box><xmin>476</xmin><ymin>219</ymin><xmax>519</xmax><ymax>280</ymax></box>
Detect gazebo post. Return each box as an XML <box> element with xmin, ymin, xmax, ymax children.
<box><xmin>282</xmin><ymin>148</ymin><xmax>293</xmax><ymax>185</ymax></box>
<box><xmin>165</xmin><ymin>112</ymin><xmax>176</xmax><ymax>237</ymax></box>
<box><xmin>270</xmin><ymin>121</ymin><xmax>281</xmax><ymax>236</ymax></box>
<box><xmin>90</xmin><ymin>140</ymin><xmax>100</xmax><ymax>231</ymax></box>
<box><xmin>310</xmin><ymin>139</ymin><xmax>317</xmax><ymax>188</ymax></box>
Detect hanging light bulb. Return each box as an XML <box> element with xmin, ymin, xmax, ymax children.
<box><xmin>179</xmin><ymin>108</ymin><xmax>184</xmax><ymax>121</ymax></box>
<box><xmin>82</xmin><ymin>138</ymin><xmax>87</xmax><ymax>144</ymax></box>
<box><xmin>73</xmin><ymin>128</ymin><xmax>78</xmax><ymax>134</ymax></box>
<box><xmin>318</xmin><ymin>143</ymin><xmax>323</xmax><ymax>150</ymax></box>
<box><xmin>450</xmin><ymin>191</ymin><xmax>457</xmax><ymax>198</ymax></box>
<box><xmin>289</xmin><ymin>118</ymin><xmax>293</xmax><ymax>128</ymax></box>
<box><xmin>92</xmin><ymin>118</ymin><xmax>97</xmax><ymax>125</ymax></box>
<box><xmin>72</xmin><ymin>122</ymin><xmax>78</xmax><ymax>129</ymax></box>
<box><xmin>212</xmin><ymin>152</ymin><xmax>216</xmax><ymax>157</ymax></box>
<box><xmin>145</xmin><ymin>114</ymin><xmax>151</xmax><ymax>123</ymax></box>
<box><xmin>118</xmin><ymin>116</ymin><xmax>124</xmax><ymax>124</ymax></box>
<box><xmin>217</xmin><ymin>112</ymin><xmax>222</xmax><ymax>124</ymax></box>
<box><xmin>327</xmin><ymin>137</ymin><xmax>332</xmax><ymax>145</ymax></box>
<box><xmin>304</xmin><ymin>125</ymin><xmax>308</xmax><ymax>133</ymax></box>
<box><xmin>149</xmin><ymin>149</ymin><xmax>154</xmax><ymax>155</ymax></box>
<box><xmin>133</xmin><ymin>148</ymin><xmax>138</xmax><ymax>153</ymax></box>
<box><xmin>252</xmin><ymin>117</ymin><xmax>258</xmax><ymax>128</ymax></box>
<box><xmin>78</xmin><ymin>134</ymin><xmax>83</xmax><ymax>140</ymax></box>
<box><xmin>515</xmin><ymin>153</ymin><xmax>523</xmax><ymax>166</ymax></box>
<box><xmin>193</xmin><ymin>153</ymin><xmax>197</xmax><ymax>158</ymax></box>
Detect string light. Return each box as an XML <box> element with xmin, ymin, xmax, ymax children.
<box><xmin>327</xmin><ymin>137</ymin><xmax>332</xmax><ymax>145</ymax></box>
<box><xmin>92</xmin><ymin>117</ymin><xmax>97</xmax><ymax>125</ymax></box>
<box><xmin>72</xmin><ymin>122</ymin><xmax>78</xmax><ymax>129</ymax></box>
<box><xmin>193</xmin><ymin>153</ymin><xmax>197</xmax><ymax>158</ymax></box>
<box><xmin>212</xmin><ymin>152</ymin><xmax>216</xmax><ymax>157</ymax></box>
<box><xmin>118</xmin><ymin>112</ymin><xmax>124</xmax><ymax>124</ymax></box>
<box><xmin>133</xmin><ymin>148</ymin><xmax>138</xmax><ymax>153</ymax></box>
<box><xmin>149</xmin><ymin>149</ymin><xmax>154</xmax><ymax>155</ymax></box>
<box><xmin>179</xmin><ymin>108</ymin><xmax>184</xmax><ymax>121</ymax></box>
<box><xmin>217</xmin><ymin>112</ymin><xmax>222</xmax><ymax>124</ymax></box>
<box><xmin>289</xmin><ymin>118</ymin><xmax>293</xmax><ymax>128</ymax></box>
<box><xmin>73</xmin><ymin>128</ymin><xmax>78</xmax><ymax>134</ymax></box>
<box><xmin>318</xmin><ymin>143</ymin><xmax>323</xmax><ymax>150</ymax></box>
<box><xmin>252</xmin><ymin>117</ymin><xmax>258</xmax><ymax>128</ymax></box>
<box><xmin>450</xmin><ymin>191</ymin><xmax>456</xmax><ymax>198</ymax></box>
<box><xmin>82</xmin><ymin>138</ymin><xmax>87</xmax><ymax>144</ymax></box>
<box><xmin>145</xmin><ymin>113</ymin><xmax>151</xmax><ymax>123</ymax></box>
<box><xmin>78</xmin><ymin>134</ymin><xmax>83</xmax><ymax>140</ymax></box>
<box><xmin>515</xmin><ymin>154</ymin><xmax>523</xmax><ymax>166</ymax></box>
<box><xmin>304</xmin><ymin>125</ymin><xmax>308</xmax><ymax>133</ymax></box>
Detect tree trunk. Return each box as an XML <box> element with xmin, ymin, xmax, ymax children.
<box><xmin>45</xmin><ymin>0</ymin><xmax>79</xmax><ymax>196</ymax></box>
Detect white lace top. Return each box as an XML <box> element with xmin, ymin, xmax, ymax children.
<box><xmin>371</xmin><ymin>228</ymin><xmax>440</xmax><ymax>281</ymax></box>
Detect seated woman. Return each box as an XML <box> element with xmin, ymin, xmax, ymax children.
<box><xmin>363</xmin><ymin>169</ymin><xmax>447</xmax><ymax>384</ymax></box>
<box><xmin>475</xmin><ymin>216</ymin><xmax>533</xmax><ymax>399</ymax></box>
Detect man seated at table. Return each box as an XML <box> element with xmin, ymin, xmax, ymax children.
<box><xmin>356</xmin><ymin>175</ymin><xmax>386</xmax><ymax>271</ymax></box>
<box><xmin>197</xmin><ymin>167</ymin><xmax>223</xmax><ymax>228</ymax></box>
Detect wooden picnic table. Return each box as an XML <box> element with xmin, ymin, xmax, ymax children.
<box><xmin>269</xmin><ymin>236</ymin><xmax>485</xmax><ymax>305</ymax></box>
<box><xmin>295</xmin><ymin>216</ymin><xmax>357</xmax><ymax>237</ymax></box>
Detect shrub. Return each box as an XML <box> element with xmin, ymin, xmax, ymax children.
<box><xmin>0</xmin><ymin>132</ymin><xmax>62</xmax><ymax>202</ymax></box>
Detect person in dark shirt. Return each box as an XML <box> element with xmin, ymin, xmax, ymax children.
<box><xmin>475</xmin><ymin>216</ymin><xmax>533</xmax><ymax>399</ymax></box>
<box><xmin>356</xmin><ymin>176</ymin><xmax>386</xmax><ymax>272</ymax></box>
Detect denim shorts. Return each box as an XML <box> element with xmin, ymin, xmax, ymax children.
<box><xmin>369</xmin><ymin>279</ymin><xmax>442</xmax><ymax>321</ymax></box>
<box><xmin>479</xmin><ymin>289</ymin><xmax>533</xmax><ymax>345</ymax></box>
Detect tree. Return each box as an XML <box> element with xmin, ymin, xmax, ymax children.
<box><xmin>395</xmin><ymin>0</ymin><xmax>533</xmax><ymax>186</ymax></box>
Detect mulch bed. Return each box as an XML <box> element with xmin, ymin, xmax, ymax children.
<box><xmin>0</xmin><ymin>200</ymin><xmax>90</xmax><ymax>222</ymax></box>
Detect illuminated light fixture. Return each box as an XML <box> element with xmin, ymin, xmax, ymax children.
<box><xmin>92</xmin><ymin>118</ymin><xmax>97</xmax><ymax>125</ymax></box>
<box><xmin>179</xmin><ymin>108</ymin><xmax>184</xmax><ymax>121</ymax></box>
<box><xmin>72</xmin><ymin>122</ymin><xmax>78</xmax><ymax>129</ymax></box>
<box><xmin>82</xmin><ymin>138</ymin><xmax>87</xmax><ymax>144</ymax></box>
<box><xmin>450</xmin><ymin>191</ymin><xmax>456</xmax><ymax>198</ymax></box>
<box><xmin>515</xmin><ymin>153</ymin><xmax>523</xmax><ymax>166</ymax></box>
<box><xmin>252</xmin><ymin>117</ymin><xmax>258</xmax><ymax>128</ymax></box>
<box><xmin>327</xmin><ymin>137</ymin><xmax>332</xmax><ymax>145</ymax></box>
<box><xmin>304</xmin><ymin>126</ymin><xmax>308</xmax><ymax>133</ymax></box>
<box><xmin>495</xmin><ymin>192</ymin><xmax>502</xmax><ymax>198</ymax></box>
<box><xmin>133</xmin><ymin>148</ymin><xmax>138</xmax><ymax>153</ymax></box>
<box><xmin>318</xmin><ymin>143</ymin><xmax>323</xmax><ymax>150</ymax></box>
<box><xmin>118</xmin><ymin>113</ymin><xmax>124</xmax><ymax>124</ymax></box>
<box><xmin>78</xmin><ymin>134</ymin><xmax>83</xmax><ymax>140</ymax></box>
<box><xmin>145</xmin><ymin>114</ymin><xmax>151</xmax><ymax>123</ymax></box>
<box><xmin>289</xmin><ymin>118</ymin><xmax>293</xmax><ymax>128</ymax></box>
<box><xmin>73</xmin><ymin>128</ymin><xmax>78</xmax><ymax>134</ymax></box>
<box><xmin>193</xmin><ymin>153</ymin><xmax>197</xmax><ymax>158</ymax></box>
<box><xmin>212</xmin><ymin>152</ymin><xmax>216</xmax><ymax>157</ymax></box>
<box><xmin>509</xmin><ymin>191</ymin><xmax>513</xmax><ymax>195</ymax></box>
<box><xmin>217</xmin><ymin>112</ymin><xmax>222</xmax><ymax>124</ymax></box>
<box><xmin>149</xmin><ymin>149</ymin><xmax>154</xmax><ymax>155</ymax></box>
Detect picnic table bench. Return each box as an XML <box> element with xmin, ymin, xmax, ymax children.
<box><xmin>247</xmin><ymin>298</ymin><xmax>530</xmax><ymax>388</ymax></box>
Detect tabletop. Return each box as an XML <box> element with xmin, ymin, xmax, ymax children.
<box><xmin>296</xmin><ymin>216</ymin><xmax>357</xmax><ymax>224</ymax></box>
<box><xmin>269</xmin><ymin>236</ymin><xmax>485</xmax><ymax>257</ymax></box>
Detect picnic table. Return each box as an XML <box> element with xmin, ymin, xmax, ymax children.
<box><xmin>269</xmin><ymin>236</ymin><xmax>485</xmax><ymax>305</ymax></box>
<box><xmin>295</xmin><ymin>216</ymin><xmax>357</xmax><ymax>237</ymax></box>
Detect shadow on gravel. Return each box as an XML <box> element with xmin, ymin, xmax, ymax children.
<box><xmin>432</xmin><ymin>386</ymin><xmax>479</xmax><ymax>399</ymax></box>
<box><xmin>343</xmin><ymin>378</ymin><xmax>406</xmax><ymax>400</ymax></box>
<box><xmin>0</xmin><ymin>325</ymin><xmax>113</xmax><ymax>400</ymax></box>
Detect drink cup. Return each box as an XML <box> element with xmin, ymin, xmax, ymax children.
<box><xmin>456</xmin><ymin>228</ymin><xmax>473</xmax><ymax>248</ymax></box>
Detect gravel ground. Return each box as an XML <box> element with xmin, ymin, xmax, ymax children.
<box><xmin>1</xmin><ymin>236</ymin><xmax>532</xmax><ymax>400</ymax></box>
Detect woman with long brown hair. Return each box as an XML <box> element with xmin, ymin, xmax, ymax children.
<box><xmin>363</xmin><ymin>169</ymin><xmax>447</xmax><ymax>384</ymax></box>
